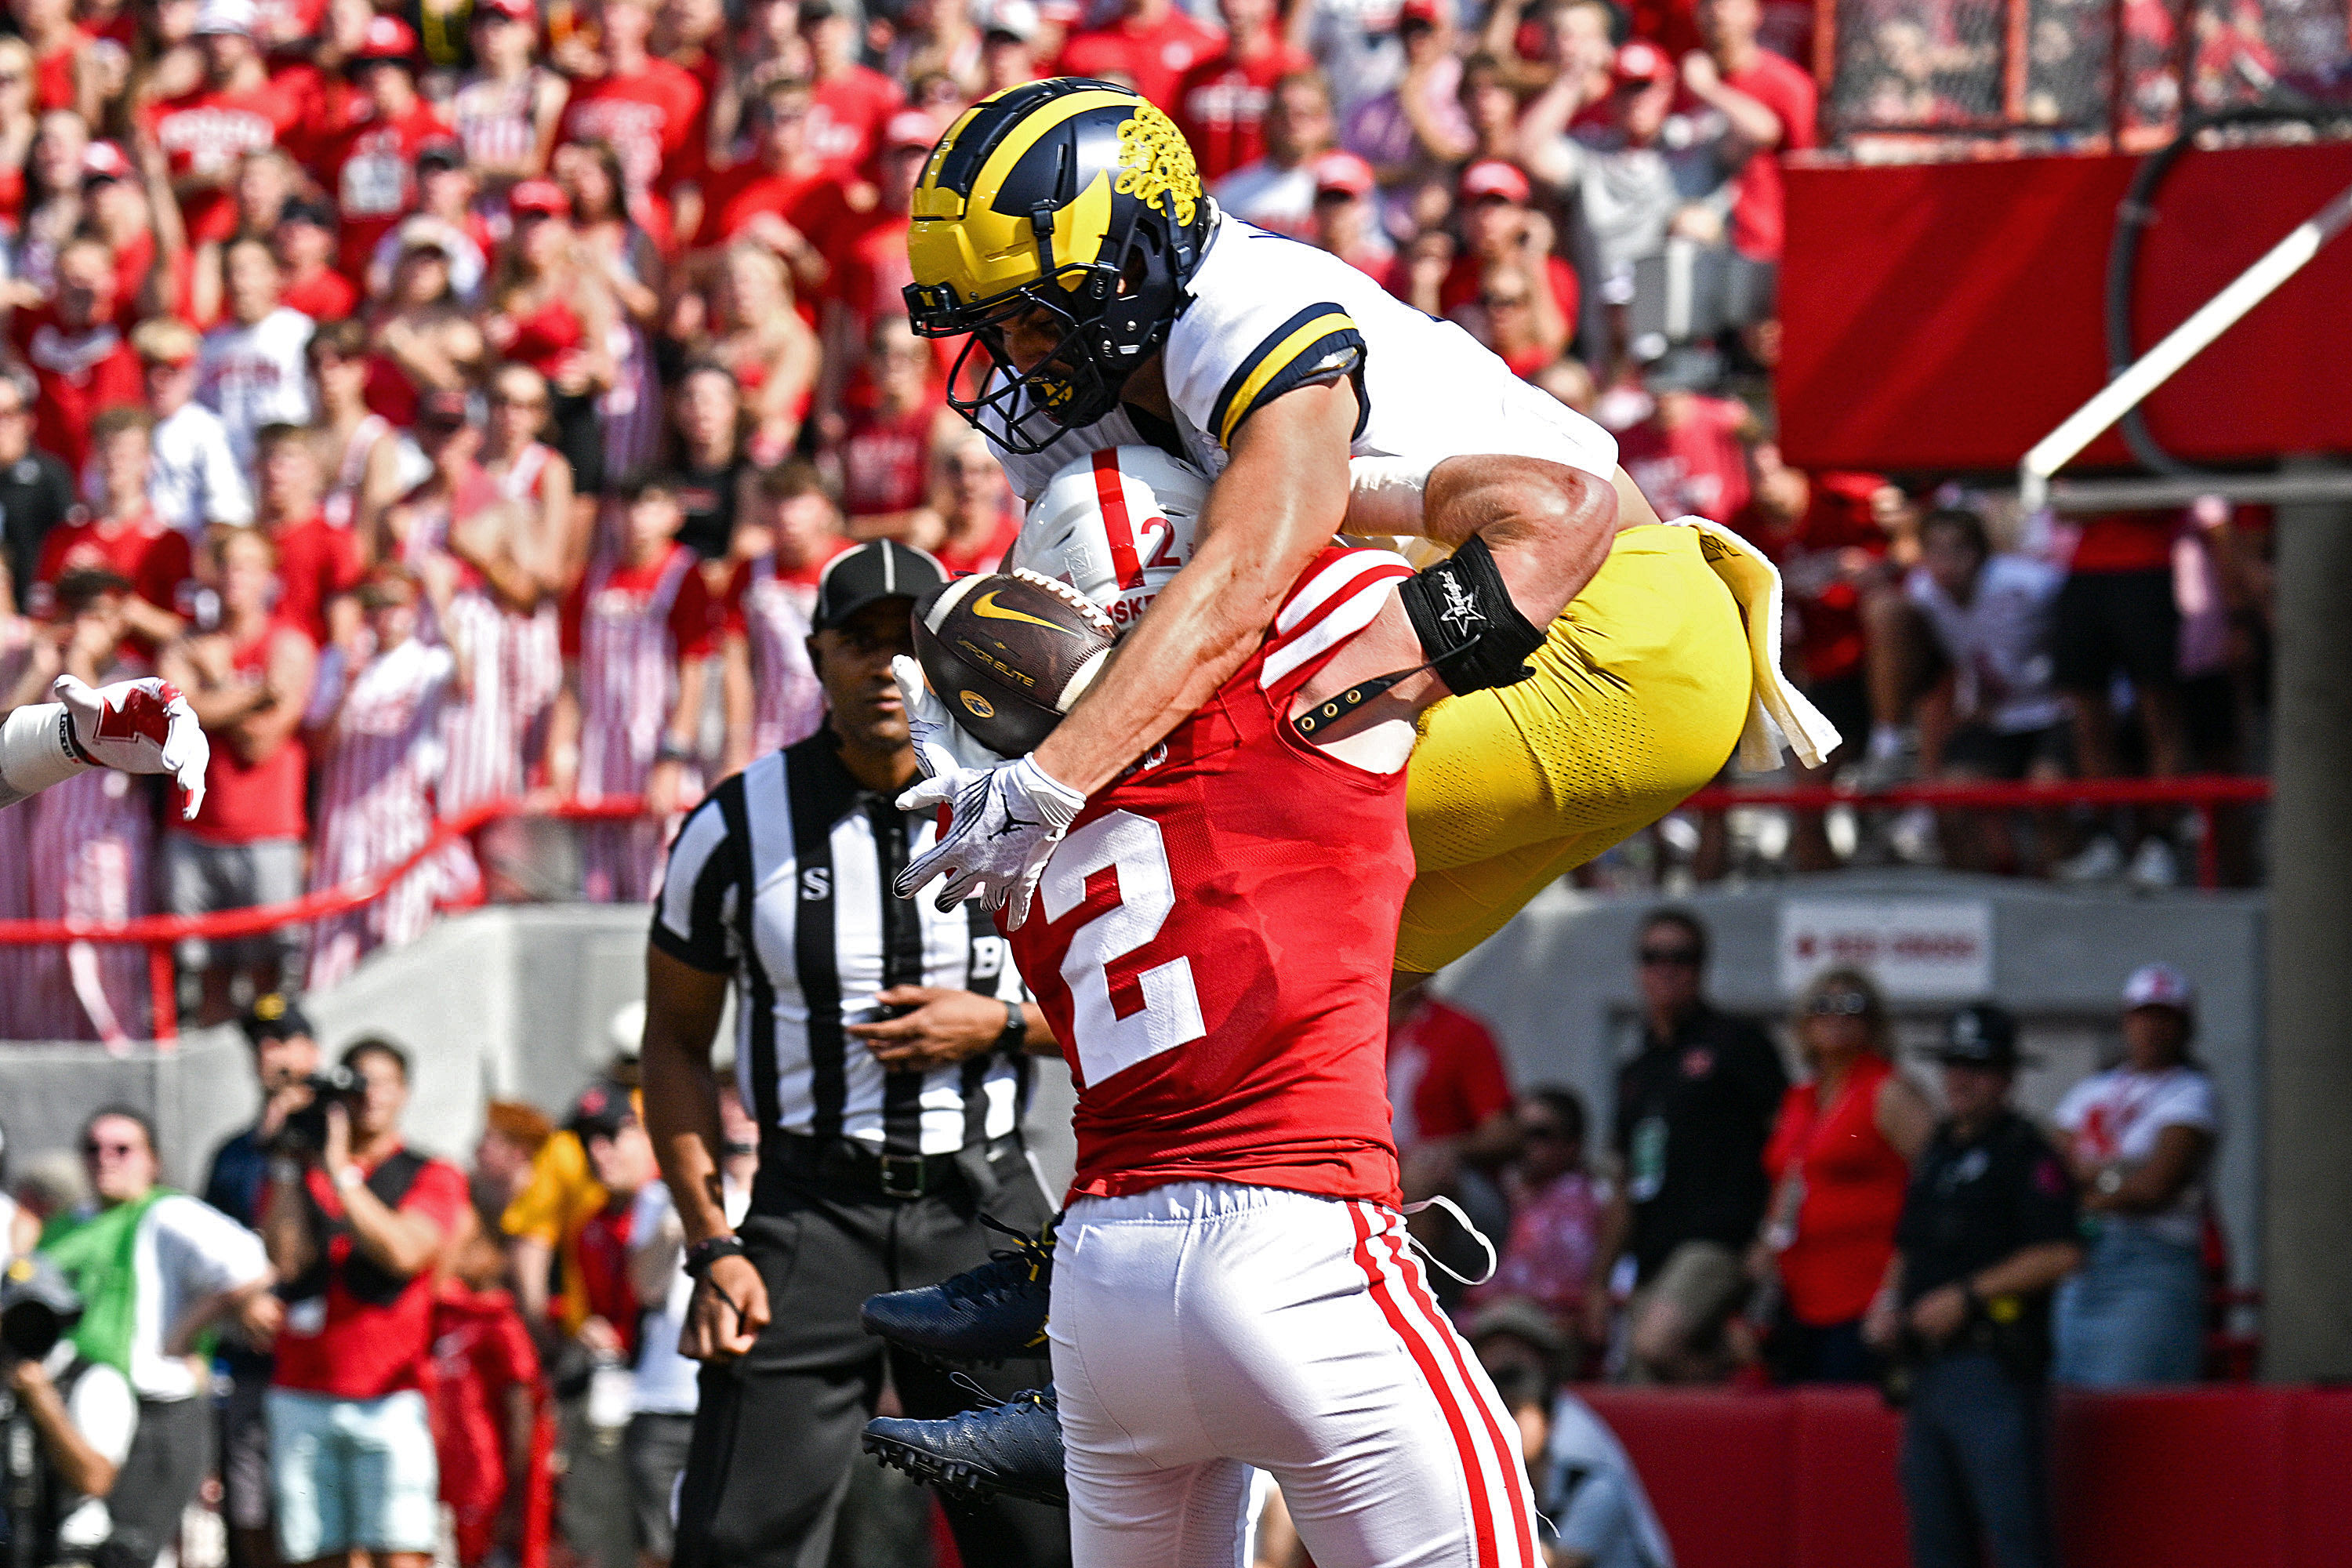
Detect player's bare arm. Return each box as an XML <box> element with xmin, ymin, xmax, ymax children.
<box><xmin>1031</xmin><ymin>377</ymin><xmax>1358</xmax><ymax>795</ymax></box>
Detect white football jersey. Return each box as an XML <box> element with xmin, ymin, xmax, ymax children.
<box><xmin>985</xmin><ymin>208</ymin><xmax>1617</xmax><ymax>505</ymax></box>
<box><xmin>1011</xmin><ymin>447</ymin><xmax>1210</xmax><ymax>634</ymax></box>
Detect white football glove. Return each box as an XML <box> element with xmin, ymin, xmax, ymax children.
<box><xmin>892</xmin><ymin>655</ymin><xmax>1013</xmax><ymax>778</ymax></box>
<box><xmin>894</xmin><ymin>752</ymin><xmax>1085</xmax><ymax>927</ymax></box>
<box><xmin>58</xmin><ymin>674</ymin><xmax>210</xmax><ymax>818</ymax></box>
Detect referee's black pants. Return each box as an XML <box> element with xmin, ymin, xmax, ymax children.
<box><xmin>673</xmin><ymin>1138</ymin><xmax>1067</xmax><ymax>1568</ymax></box>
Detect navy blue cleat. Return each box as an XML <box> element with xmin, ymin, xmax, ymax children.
<box><xmin>860</xmin><ymin>1214</ymin><xmax>1054</xmax><ymax>1366</ymax></box>
<box><xmin>863</xmin><ymin>1385</ymin><xmax>1068</xmax><ymax>1508</ymax></box>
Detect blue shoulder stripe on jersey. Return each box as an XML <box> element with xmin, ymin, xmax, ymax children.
<box><xmin>1207</xmin><ymin>303</ymin><xmax>1369</xmax><ymax>448</ymax></box>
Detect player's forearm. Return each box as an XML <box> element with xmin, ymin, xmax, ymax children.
<box><xmin>0</xmin><ymin>701</ymin><xmax>89</xmax><ymax>804</ymax></box>
<box><xmin>1033</xmin><ymin>383</ymin><xmax>1356</xmax><ymax>793</ymax></box>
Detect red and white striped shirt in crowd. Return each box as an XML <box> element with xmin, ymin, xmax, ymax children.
<box><xmin>436</xmin><ymin>442</ymin><xmax>565</xmax><ymax>815</ymax></box>
<box><xmin>325</xmin><ymin>412</ymin><xmax>396</xmax><ymax>532</ymax></box>
<box><xmin>452</xmin><ymin>69</ymin><xmax>550</xmax><ymax>174</ymax></box>
<box><xmin>724</xmin><ymin>553</ymin><xmax>824</xmax><ymax>757</ymax></box>
<box><xmin>0</xmin><ymin>622</ymin><xmax>43</xmax><ymax>1037</ymax></box>
<box><xmin>564</xmin><ymin>541</ymin><xmax>717</xmax><ymax>903</ymax></box>
<box><xmin>306</xmin><ymin>635</ymin><xmax>459</xmax><ymax>992</ymax></box>
<box><xmin>26</xmin><ymin>713</ymin><xmax>155</xmax><ymax>1045</ymax></box>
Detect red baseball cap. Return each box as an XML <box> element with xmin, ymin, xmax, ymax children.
<box><xmin>81</xmin><ymin>140</ymin><xmax>133</xmax><ymax>184</ymax></box>
<box><xmin>1310</xmin><ymin>150</ymin><xmax>1375</xmax><ymax>198</ymax></box>
<box><xmin>508</xmin><ymin>178</ymin><xmax>569</xmax><ymax>217</ymax></box>
<box><xmin>1458</xmin><ymin>158</ymin><xmax>1531</xmax><ymax>204</ymax></box>
<box><xmin>351</xmin><ymin>13</ymin><xmax>419</xmax><ymax>62</ymax></box>
<box><xmin>476</xmin><ymin>0</ymin><xmax>535</xmax><ymax>20</ymax></box>
<box><xmin>1398</xmin><ymin>0</ymin><xmax>1444</xmax><ymax>25</ymax></box>
<box><xmin>885</xmin><ymin>110</ymin><xmax>938</xmax><ymax>151</ymax></box>
<box><xmin>1613</xmin><ymin>39</ymin><xmax>1675</xmax><ymax>87</ymax></box>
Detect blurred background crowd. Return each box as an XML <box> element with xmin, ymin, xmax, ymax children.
<box><xmin>0</xmin><ymin>0</ymin><xmax>2287</xmax><ymax>1044</ymax></box>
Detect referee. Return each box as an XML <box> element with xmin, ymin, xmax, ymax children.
<box><xmin>641</xmin><ymin>540</ymin><xmax>1067</xmax><ymax>1568</ymax></box>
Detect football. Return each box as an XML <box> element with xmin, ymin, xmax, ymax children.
<box><xmin>912</xmin><ymin>571</ymin><xmax>1118</xmax><ymax>757</ymax></box>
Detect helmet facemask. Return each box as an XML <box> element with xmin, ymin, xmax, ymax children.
<box><xmin>919</xmin><ymin>198</ymin><xmax>1196</xmax><ymax>456</ymax></box>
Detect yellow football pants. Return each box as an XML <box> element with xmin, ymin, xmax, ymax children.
<box><xmin>1395</xmin><ymin>523</ymin><xmax>1751</xmax><ymax>974</ymax></box>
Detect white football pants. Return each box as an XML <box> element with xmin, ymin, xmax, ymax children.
<box><xmin>1050</xmin><ymin>1181</ymin><xmax>1542</xmax><ymax>1568</ymax></box>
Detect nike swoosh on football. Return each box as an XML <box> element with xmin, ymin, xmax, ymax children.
<box><xmin>971</xmin><ymin>590</ymin><xmax>1074</xmax><ymax>633</ymax></box>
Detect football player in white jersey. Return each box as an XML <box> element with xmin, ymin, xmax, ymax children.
<box><xmin>894</xmin><ymin>78</ymin><xmax>1824</xmax><ymax>969</ymax></box>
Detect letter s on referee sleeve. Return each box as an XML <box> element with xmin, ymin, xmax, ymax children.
<box><xmin>650</xmin><ymin>792</ymin><xmax>737</xmax><ymax>974</ymax></box>
<box><xmin>1207</xmin><ymin>304</ymin><xmax>1370</xmax><ymax>450</ymax></box>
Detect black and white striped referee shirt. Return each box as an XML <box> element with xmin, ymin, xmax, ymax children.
<box><xmin>651</xmin><ymin>731</ymin><xmax>1030</xmax><ymax>1158</ymax></box>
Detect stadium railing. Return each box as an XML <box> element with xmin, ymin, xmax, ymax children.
<box><xmin>0</xmin><ymin>796</ymin><xmax>646</xmax><ymax>1046</ymax></box>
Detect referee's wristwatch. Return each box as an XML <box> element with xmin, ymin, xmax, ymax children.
<box><xmin>996</xmin><ymin>1000</ymin><xmax>1026</xmax><ymax>1057</ymax></box>
<box><xmin>684</xmin><ymin>1235</ymin><xmax>748</xmax><ymax>1279</ymax></box>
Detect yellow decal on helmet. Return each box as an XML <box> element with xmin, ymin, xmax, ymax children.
<box><xmin>1114</xmin><ymin>103</ymin><xmax>1200</xmax><ymax>227</ymax></box>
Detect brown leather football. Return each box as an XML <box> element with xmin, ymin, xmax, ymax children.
<box><xmin>911</xmin><ymin>571</ymin><xmax>1117</xmax><ymax>756</ymax></box>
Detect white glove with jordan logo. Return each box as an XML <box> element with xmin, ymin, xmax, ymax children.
<box><xmin>891</xmin><ymin>654</ymin><xmax>1085</xmax><ymax>927</ymax></box>
<box><xmin>0</xmin><ymin>675</ymin><xmax>210</xmax><ymax>818</ymax></box>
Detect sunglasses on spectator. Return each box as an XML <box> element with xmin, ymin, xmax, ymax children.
<box><xmin>1808</xmin><ymin>991</ymin><xmax>1871</xmax><ymax>1017</ymax></box>
<box><xmin>82</xmin><ymin>1138</ymin><xmax>143</xmax><ymax>1159</ymax></box>
<box><xmin>1521</xmin><ymin>1121</ymin><xmax>1569</xmax><ymax>1142</ymax></box>
<box><xmin>491</xmin><ymin>392</ymin><xmax>548</xmax><ymax>409</ymax></box>
<box><xmin>1482</xmin><ymin>292</ymin><xmax>1530</xmax><ymax>310</ymax></box>
<box><xmin>1639</xmin><ymin>947</ymin><xmax>1701</xmax><ymax>967</ymax></box>
<box><xmin>0</xmin><ymin>74</ymin><xmax>25</xmax><ymax>87</ymax></box>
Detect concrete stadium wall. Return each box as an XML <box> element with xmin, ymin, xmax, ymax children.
<box><xmin>1432</xmin><ymin>870</ymin><xmax>2267</xmax><ymax>1284</ymax></box>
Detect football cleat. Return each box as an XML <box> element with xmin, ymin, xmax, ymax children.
<box><xmin>863</xmin><ymin>1385</ymin><xmax>1068</xmax><ymax>1508</ymax></box>
<box><xmin>860</xmin><ymin>1214</ymin><xmax>1055</xmax><ymax>1366</ymax></box>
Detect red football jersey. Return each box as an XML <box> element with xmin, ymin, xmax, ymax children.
<box><xmin>1006</xmin><ymin>546</ymin><xmax>1417</xmax><ymax>1208</ymax></box>
<box><xmin>321</xmin><ymin>99</ymin><xmax>455</xmax><ymax>278</ymax></box>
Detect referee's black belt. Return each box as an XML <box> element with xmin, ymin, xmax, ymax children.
<box><xmin>764</xmin><ymin>1131</ymin><xmax>1024</xmax><ymax>1201</ymax></box>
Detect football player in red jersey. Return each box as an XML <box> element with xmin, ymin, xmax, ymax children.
<box><xmin>866</xmin><ymin>449</ymin><xmax>1604</xmax><ymax>1568</ymax></box>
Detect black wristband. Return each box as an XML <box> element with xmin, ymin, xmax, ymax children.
<box><xmin>684</xmin><ymin>1235</ymin><xmax>747</xmax><ymax>1279</ymax></box>
<box><xmin>1396</xmin><ymin>535</ymin><xmax>1545</xmax><ymax>696</ymax></box>
<box><xmin>997</xmin><ymin>999</ymin><xmax>1027</xmax><ymax>1056</ymax></box>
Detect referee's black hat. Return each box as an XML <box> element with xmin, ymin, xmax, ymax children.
<box><xmin>813</xmin><ymin>540</ymin><xmax>947</xmax><ymax>632</ymax></box>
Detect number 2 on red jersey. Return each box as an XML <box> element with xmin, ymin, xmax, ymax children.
<box><xmin>1038</xmin><ymin>810</ymin><xmax>1205</xmax><ymax>1085</ymax></box>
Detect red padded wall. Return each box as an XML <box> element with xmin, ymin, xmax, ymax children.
<box><xmin>1777</xmin><ymin>141</ymin><xmax>2352</xmax><ymax>474</ymax></box>
<box><xmin>1576</xmin><ymin>1385</ymin><xmax>2352</xmax><ymax>1568</ymax></box>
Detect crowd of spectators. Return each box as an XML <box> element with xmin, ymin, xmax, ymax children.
<box><xmin>0</xmin><ymin>920</ymin><xmax>2230</xmax><ymax>1568</ymax></box>
<box><xmin>1393</xmin><ymin>916</ymin><xmax>2227</xmax><ymax>1568</ymax></box>
<box><xmin>0</xmin><ymin>0</ymin><xmax>2279</xmax><ymax>1047</ymax></box>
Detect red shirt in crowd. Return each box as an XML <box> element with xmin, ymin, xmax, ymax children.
<box><xmin>1763</xmin><ymin>1052</ymin><xmax>1909</xmax><ymax>1326</ymax></box>
<box><xmin>2068</xmin><ymin>510</ymin><xmax>2177</xmax><ymax>574</ymax></box>
<box><xmin>1055</xmin><ymin>7</ymin><xmax>1225</xmax><ymax>112</ymax></box>
<box><xmin>559</xmin><ymin>545</ymin><xmax>721</xmax><ymax>660</ymax></box>
<box><xmin>1438</xmin><ymin>251</ymin><xmax>1580</xmax><ymax>333</ymax></box>
<box><xmin>558</xmin><ymin>60</ymin><xmax>706</xmax><ymax>244</ymax></box>
<box><xmin>691</xmin><ymin>160</ymin><xmax>860</xmax><ymax>255</ymax></box>
<box><xmin>839</xmin><ymin>403</ymin><xmax>934</xmax><ymax>521</ymax></box>
<box><xmin>934</xmin><ymin>509</ymin><xmax>1021</xmax><ymax>576</ymax></box>
<box><xmin>145</xmin><ymin>80</ymin><xmax>305</xmax><ymax>245</ymax></box>
<box><xmin>33</xmin><ymin>31</ymin><xmax>93</xmax><ymax>115</ymax></box>
<box><xmin>8</xmin><ymin>306</ymin><xmax>143</xmax><ymax>475</ymax></box>
<box><xmin>282</xmin><ymin>265</ymin><xmax>360</xmax><ymax>323</ymax></box>
<box><xmin>269</xmin><ymin>512</ymin><xmax>364</xmax><ymax>646</ymax></box>
<box><xmin>572</xmin><ymin>1199</ymin><xmax>640</xmax><ymax>1356</ymax></box>
<box><xmin>273</xmin><ymin>1149</ymin><xmax>470</xmax><ymax>1399</ymax></box>
<box><xmin>1385</xmin><ymin>996</ymin><xmax>1512</xmax><ymax>1153</ymax></box>
<box><xmin>1618</xmin><ymin>391</ymin><xmax>1751</xmax><ymax>524</ymax></box>
<box><xmin>182</xmin><ymin>617</ymin><xmax>314</xmax><ymax>847</ymax></box>
<box><xmin>804</xmin><ymin>65</ymin><xmax>903</xmax><ymax>173</ymax></box>
<box><xmin>430</xmin><ymin>1279</ymin><xmax>543</xmax><ymax>1568</ymax></box>
<box><xmin>1174</xmin><ymin>38</ymin><xmax>1313</xmax><ymax>182</ymax></box>
<box><xmin>321</xmin><ymin>98</ymin><xmax>456</xmax><ymax>278</ymax></box>
<box><xmin>35</xmin><ymin>511</ymin><xmax>194</xmax><ymax>618</ymax></box>
<box><xmin>825</xmin><ymin>211</ymin><xmax>914</xmax><ymax>349</ymax></box>
<box><xmin>1716</xmin><ymin>49</ymin><xmax>1815</xmax><ymax>262</ymax></box>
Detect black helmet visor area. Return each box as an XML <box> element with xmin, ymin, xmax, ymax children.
<box><xmin>910</xmin><ymin>266</ymin><xmax>1123</xmax><ymax>455</ymax></box>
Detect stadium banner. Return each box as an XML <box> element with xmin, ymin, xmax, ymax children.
<box><xmin>1776</xmin><ymin>898</ymin><xmax>1993</xmax><ymax>1000</ymax></box>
